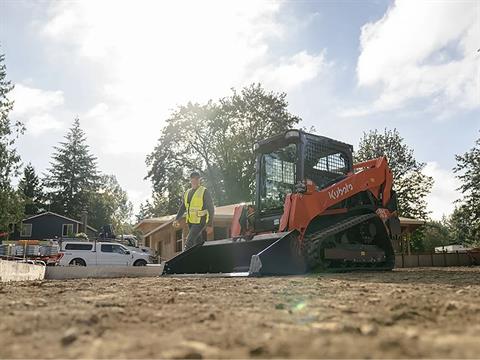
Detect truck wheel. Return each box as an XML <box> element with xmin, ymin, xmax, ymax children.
<box><xmin>133</xmin><ymin>259</ymin><xmax>147</xmax><ymax>266</ymax></box>
<box><xmin>69</xmin><ymin>258</ymin><xmax>86</xmax><ymax>266</ymax></box>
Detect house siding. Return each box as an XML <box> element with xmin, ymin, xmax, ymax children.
<box><xmin>142</xmin><ymin>217</ymin><xmax>232</xmax><ymax>261</ymax></box>
<box><xmin>135</xmin><ymin>221</ymin><xmax>168</xmax><ymax>236</ymax></box>
<box><xmin>12</xmin><ymin>213</ymin><xmax>96</xmax><ymax>240</ymax></box>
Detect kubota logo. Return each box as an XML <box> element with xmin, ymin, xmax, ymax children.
<box><xmin>328</xmin><ymin>183</ymin><xmax>353</xmax><ymax>200</ymax></box>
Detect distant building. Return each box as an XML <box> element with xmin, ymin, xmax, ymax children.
<box><xmin>134</xmin><ymin>204</ymin><xmax>237</xmax><ymax>261</ymax></box>
<box><xmin>135</xmin><ymin>204</ymin><xmax>425</xmax><ymax>261</ymax></box>
<box><xmin>435</xmin><ymin>244</ymin><xmax>471</xmax><ymax>253</ymax></box>
<box><xmin>11</xmin><ymin>211</ymin><xmax>97</xmax><ymax>240</ymax></box>
<box><xmin>394</xmin><ymin>217</ymin><xmax>425</xmax><ymax>255</ymax></box>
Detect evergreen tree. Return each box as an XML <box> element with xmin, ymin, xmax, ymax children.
<box><xmin>88</xmin><ymin>175</ymin><xmax>133</xmax><ymax>232</ymax></box>
<box><xmin>453</xmin><ymin>132</ymin><xmax>480</xmax><ymax>244</ymax></box>
<box><xmin>136</xmin><ymin>189</ymin><xmax>181</xmax><ymax>221</ymax></box>
<box><xmin>449</xmin><ymin>205</ymin><xmax>472</xmax><ymax>245</ymax></box>
<box><xmin>422</xmin><ymin>218</ymin><xmax>453</xmax><ymax>251</ymax></box>
<box><xmin>0</xmin><ymin>52</ymin><xmax>24</xmax><ymax>233</ymax></box>
<box><xmin>44</xmin><ymin>118</ymin><xmax>99</xmax><ymax>220</ymax></box>
<box><xmin>135</xmin><ymin>201</ymin><xmax>152</xmax><ymax>223</ymax></box>
<box><xmin>18</xmin><ymin>163</ymin><xmax>45</xmax><ymax>216</ymax></box>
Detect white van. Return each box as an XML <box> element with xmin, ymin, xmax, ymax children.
<box><xmin>58</xmin><ymin>241</ymin><xmax>154</xmax><ymax>267</ymax></box>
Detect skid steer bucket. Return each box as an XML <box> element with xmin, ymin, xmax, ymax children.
<box><xmin>162</xmin><ymin>230</ymin><xmax>306</xmax><ymax>276</ymax></box>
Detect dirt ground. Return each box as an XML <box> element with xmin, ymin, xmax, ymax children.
<box><xmin>1</xmin><ymin>267</ymin><xmax>480</xmax><ymax>359</ymax></box>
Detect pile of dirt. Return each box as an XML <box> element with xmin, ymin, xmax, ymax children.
<box><xmin>1</xmin><ymin>267</ymin><xmax>480</xmax><ymax>358</ymax></box>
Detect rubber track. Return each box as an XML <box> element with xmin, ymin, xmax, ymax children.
<box><xmin>305</xmin><ymin>213</ymin><xmax>391</xmax><ymax>271</ymax></box>
<box><xmin>307</xmin><ymin>213</ymin><xmax>377</xmax><ymax>251</ymax></box>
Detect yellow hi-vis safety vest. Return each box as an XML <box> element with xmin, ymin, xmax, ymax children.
<box><xmin>184</xmin><ymin>186</ymin><xmax>209</xmax><ymax>224</ymax></box>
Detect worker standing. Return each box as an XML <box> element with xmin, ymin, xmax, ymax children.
<box><xmin>173</xmin><ymin>171</ymin><xmax>215</xmax><ymax>251</ymax></box>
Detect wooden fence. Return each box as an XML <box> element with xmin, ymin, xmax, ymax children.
<box><xmin>395</xmin><ymin>252</ymin><xmax>477</xmax><ymax>268</ymax></box>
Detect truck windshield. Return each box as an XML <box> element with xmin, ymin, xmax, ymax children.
<box><xmin>260</xmin><ymin>143</ymin><xmax>297</xmax><ymax>214</ymax></box>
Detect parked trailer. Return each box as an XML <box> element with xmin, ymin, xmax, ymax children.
<box><xmin>0</xmin><ymin>240</ymin><xmax>60</xmax><ymax>265</ymax></box>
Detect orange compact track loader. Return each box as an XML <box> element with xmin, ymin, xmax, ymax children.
<box><xmin>163</xmin><ymin>129</ymin><xmax>401</xmax><ymax>276</ymax></box>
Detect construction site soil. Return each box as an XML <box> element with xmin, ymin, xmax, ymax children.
<box><xmin>1</xmin><ymin>267</ymin><xmax>480</xmax><ymax>359</ymax></box>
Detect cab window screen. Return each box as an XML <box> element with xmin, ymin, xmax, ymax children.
<box><xmin>260</xmin><ymin>143</ymin><xmax>297</xmax><ymax>213</ymax></box>
<box><xmin>266</xmin><ymin>157</ymin><xmax>295</xmax><ymax>185</ymax></box>
<box><xmin>313</xmin><ymin>153</ymin><xmax>347</xmax><ymax>174</ymax></box>
<box><xmin>305</xmin><ymin>140</ymin><xmax>350</xmax><ymax>188</ymax></box>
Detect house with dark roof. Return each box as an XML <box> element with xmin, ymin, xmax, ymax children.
<box><xmin>12</xmin><ymin>211</ymin><xmax>97</xmax><ymax>240</ymax></box>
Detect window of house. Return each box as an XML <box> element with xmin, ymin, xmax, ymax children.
<box><xmin>101</xmin><ymin>244</ymin><xmax>126</xmax><ymax>254</ymax></box>
<box><xmin>175</xmin><ymin>229</ymin><xmax>183</xmax><ymax>252</ymax></box>
<box><xmin>62</xmin><ymin>224</ymin><xmax>74</xmax><ymax>237</ymax></box>
<box><xmin>20</xmin><ymin>223</ymin><xmax>32</xmax><ymax>237</ymax></box>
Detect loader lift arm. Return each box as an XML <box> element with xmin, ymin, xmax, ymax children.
<box><xmin>279</xmin><ymin>156</ymin><xmax>395</xmax><ymax>236</ymax></box>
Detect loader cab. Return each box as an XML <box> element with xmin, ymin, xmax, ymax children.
<box><xmin>254</xmin><ymin>129</ymin><xmax>353</xmax><ymax>232</ymax></box>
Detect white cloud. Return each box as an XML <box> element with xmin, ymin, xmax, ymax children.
<box><xmin>35</xmin><ymin>0</ymin><xmax>330</xmax><ymax>212</ymax></box>
<box><xmin>424</xmin><ymin>162</ymin><xmax>462</xmax><ymax>220</ymax></box>
<box><xmin>252</xmin><ymin>51</ymin><xmax>330</xmax><ymax>91</ymax></box>
<box><xmin>10</xmin><ymin>84</ymin><xmax>65</xmax><ymax>136</ymax></box>
<box><xmin>349</xmin><ymin>0</ymin><xmax>480</xmax><ymax>117</ymax></box>
<box><xmin>40</xmin><ymin>0</ymin><xmax>327</xmax><ymax>156</ymax></box>
<box><xmin>24</xmin><ymin>114</ymin><xmax>64</xmax><ymax>136</ymax></box>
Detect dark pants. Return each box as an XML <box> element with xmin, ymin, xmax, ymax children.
<box><xmin>184</xmin><ymin>223</ymin><xmax>206</xmax><ymax>251</ymax></box>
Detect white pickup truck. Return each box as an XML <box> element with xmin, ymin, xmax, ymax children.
<box><xmin>58</xmin><ymin>241</ymin><xmax>154</xmax><ymax>267</ymax></box>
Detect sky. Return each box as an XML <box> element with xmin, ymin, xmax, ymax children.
<box><xmin>1</xmin><ymin>0</ymin><xmax>479</xmax><ymax>220</ymax></box>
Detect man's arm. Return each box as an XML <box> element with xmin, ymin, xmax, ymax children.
<box><xmin>176</xmin><ymin>201</ymin><xmax>186</xmax><ymax>221</ymax></box>
<box><xmin>204</xmin><ymin>189</ymin><xmax>215</xmax><ymax>226</ymax></box>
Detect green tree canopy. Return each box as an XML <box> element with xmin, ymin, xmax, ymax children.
<box><xmin>135</xmin><ymin>201</ymin><xmax>153</xmax><ymax>224</ymax></box>
<box><xmin>136</xmin><ymin>190</ymin><xmax>179</xmax><ymax>222</ymax></box>
<box><xmin>422</xmin><ymin>218</ymin><xmax>453</xmax><ymax>251</ymax></box>
<box><xmin>145</xmin><ymin>83</ymin><xmax>301</xmax><ymax>217</ymax></box>
<box><xmin>448</xmin><ymin>205</ymin><xmax>472</xmax><ymax>245</ymax></box>
<box><xmin>0</xmin><ymin>52</ymin><xmax>24</xmax><ymax>233</ymax></box>
<box><xmin>18</xmin><ymin>163</ymin><xmax>45</xmax><ymax>216</ymax></box>
<box><xmin>453</xmin><ymin>132</ymin><xmax>480</xmax><ymax>244</ymax></box>
<box><xmin>89</xmin><ymin>174</ymin><xmax>133</xmax><ymax>232</ymax></box>
<box><xmin>355</xmin><ymin>128</ymin><xmax>433</xmax><ymax>220</ymax></box>
<box><xmin>44</xmin><ymin>118</ymin><xmax>100</xmax><ymax>220</ymax></box>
